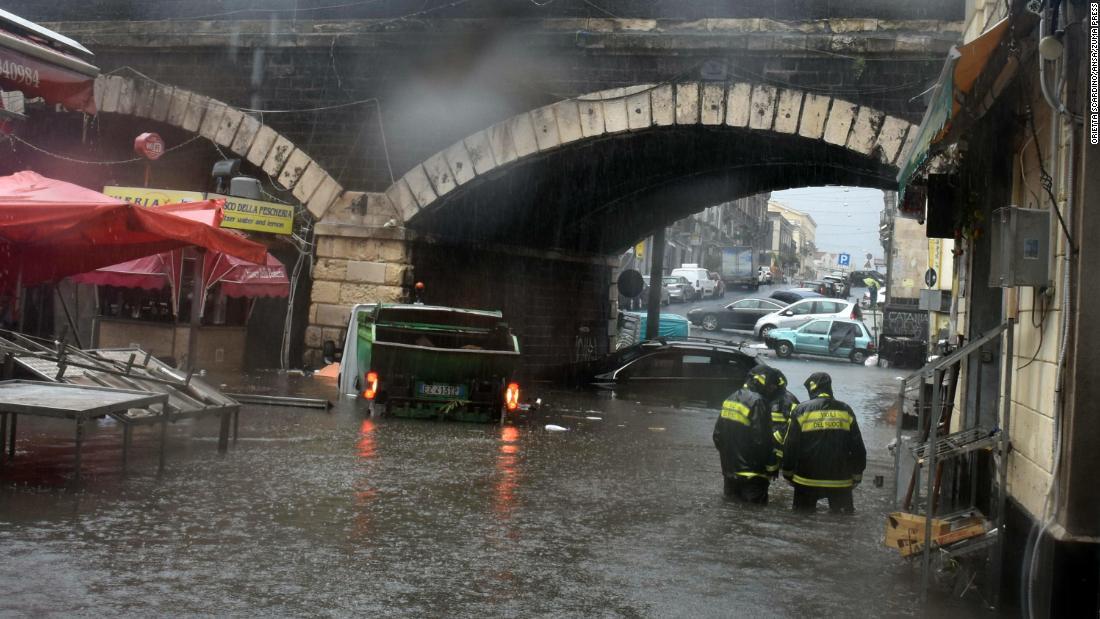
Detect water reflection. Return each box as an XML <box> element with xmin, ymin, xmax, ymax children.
<box><xmin>353</xmin><ymin>418</ymin><xmax>378</xmax><ymax>539</ymax></box>
<box><xmin>494</xmin><ymin>425</ymin><xmax>520</xmax><ymax>520</ymax></box>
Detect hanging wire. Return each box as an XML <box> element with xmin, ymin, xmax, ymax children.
<box><xmin>4</xmin><ymin>133</ymin><xmax>203</xmax><ymax>166</ymax></box>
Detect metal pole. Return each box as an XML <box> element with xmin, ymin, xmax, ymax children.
<box><xmin>186</xmin><ymin>250</ymin><xmax>205</xmax><ymax>372</ymax></box>
<box><xmin>218</xmin><ymin>411</ymin><xmax>230</xmax><ymax>454</ymax></box>
<box><xmin>991</xmin><ymin>320</ymin><xmax>1015</xmax><ymax>609</ymax></box>
<box><xmin>7</xmin><ymin>413</ymin><xmax>15</xmax><ymax>459</ymax></box>
<box><xmin>232</xmin><ymin>409</ymin><xmax>239</xmax><ymax>444</ymax></box>
<box><xmin>645</xmin><ymin>227</ymin><xmax>666</xmax><ymax>341</ymax></box>
<box><xmin>893</xmin><ymin>379</ymin><xmax>907</xmax><ymax>509</ymax></box>
<box><xmin>0</xmin><ymin>412</ymin><xmax>6</xmax><ymax>464</ymax></box>
<box><xmin>122</xmin><ymin>424</ymin><xmax>131</xmax><ymax>471</ymax></box>
<box><xmin>54</xmin><ymin>285</ymin><xmax>84</xmax><ymax>348</ymax></box>
<box><xmin>920</xmin><ymin>368</ymin><xmax>944</xmax><ymax>603</ymax></box>
<box><xmin>73</xmin><ymin>417</ymin><xmax>84</xmax><ymax>485</ymax></box>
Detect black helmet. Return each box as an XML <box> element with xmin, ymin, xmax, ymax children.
<box><xmin>804</xmin><ymin>372</ymin><xmax>833</xmax><ymax>399</ymax></box>
<box><xmin>748</xmin><ymin>364</ymin><xmax>781</xmax><ymax>397</ymax></box>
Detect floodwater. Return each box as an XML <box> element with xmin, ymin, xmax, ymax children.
<box><xmin>0</xmin><ymin>360</ymin><xmax>997</xmax><ymax>617</ymax></box>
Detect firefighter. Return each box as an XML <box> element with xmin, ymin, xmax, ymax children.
<box><xmin>766</xmin><ymin>369</ymin><xmax>800</xmax><ymax>476</ymax></box>
<box><xmin>781</xmin><ymin>372</ymin><xmax>866</xmax><ymax>513</ymax></box>
<box><xmin>713</xmin><ymin>365</ymin><xmax>778</xmax><ymax>504</ymax></box>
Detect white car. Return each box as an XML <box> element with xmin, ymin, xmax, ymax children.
<box><xmin>754</xmin><ymin>297</ymin><xmax>863</xmax><ymax>339</ymax></box>
<box><xmin>671</xmin><ymin>265</ymin><xmax>716</xmax><ymax>298</ymax></box>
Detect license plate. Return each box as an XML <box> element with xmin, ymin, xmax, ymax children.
<box><xmin>415</xmin><ymin>382</ymin><xmax>468</xmax><ymax>399</ymax></box>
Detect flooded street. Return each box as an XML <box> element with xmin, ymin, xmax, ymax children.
<box><xmin>0</xmin><ymin>360</ymin><xmax>991</xmax><ymax>617</ymax></box>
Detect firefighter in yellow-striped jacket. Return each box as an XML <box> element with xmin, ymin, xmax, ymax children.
<box><xmin>766</xmin><ymin>369</ymin><xmax>800</xmax><ymax>477</ymax></box>
<box><xmin>713</xmin><ymin>365</ymin><xmax>778</xmax><ymax>504</ymax></box>
<box><xmin>781</xmin><ymin>372</ymin><xmax>866</xmax><ymax>513</ymax></box>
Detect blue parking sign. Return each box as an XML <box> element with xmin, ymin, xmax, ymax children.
<box><xmin>838</xmin><ymin>253</ymin><xmax>851</xmax><ymax>266</ymax></box>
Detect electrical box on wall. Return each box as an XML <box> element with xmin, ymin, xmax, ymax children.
<box><xmin>918</xmin><ymin>289</ymin><xmax>952</xmax><ymax>313</ymax></box>
<box><xmin>989</xmin><ymin>206</ymin><xmax>1051</xmax><ymax>288</ymax></box>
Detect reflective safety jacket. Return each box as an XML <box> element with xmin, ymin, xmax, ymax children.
<box><xmin>767</xmin><ymin>389</ymin><xmax>800</xmax><ymax>470</ymax></box>
<box><xmin>713</xmin><ymin>387</ymin><xmax>775</xmax><ymax>480</ymax></box>
<box><xmin>781</xmin><ymin>396</ymin><xmax>866</xmax><ymax>489</ymax></box>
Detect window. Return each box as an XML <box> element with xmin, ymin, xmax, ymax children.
<box><xmin>814</xmin><ymin>301</ymin><xmax>842</xmax><ymax>314</ymax></box>
<box><xmin>731</xmin><ymin>300</ymin><xmax>757</xmax><ymax>309</ymax></box>
<box><xmin>802</xmin><ymin>321</ymin><xmax>830</xmax><ymax>335</ymax></box>
<box><xmin>626</xmin><ymin>351</ymin><xmax>682</xmax><ymax>377</ymax></box>
<box><xmin>790</xmin><ymin>301</ymin><xmax>815</xmax><ymax>315</ymax></box>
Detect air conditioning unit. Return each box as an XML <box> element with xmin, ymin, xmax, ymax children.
<box><xmin>989</xmin><ymin>206</ymin><xmax>1051</xmax><ymax>288</ymax></box>
<box><xmin>918</xmin><ymin>289</ymin><xmax>952</xmax><ymax>313</ymax></box>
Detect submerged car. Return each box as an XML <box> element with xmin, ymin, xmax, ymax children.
<box><xmin>754</xmin><ymin>297</ymin><xmax>862</xmax><ymax>339</ymax></box>
<box><xmin>686</xmin><ymin>298</ymin><xmax>787</xmax><ymax>332</ymax></box>
<box><xmin>336</xmin><ymin>303</ymin><xmax>522</xmax><ymax>422</ymax></box>
<box><xmin>579</xmin><ymin>339</ymin><xmax>757</xmax><ymax>407</ymax></box>
<box><xmin>764</xmin><ymin>318</ymin><xmax>876</xmax><ymax>364</ymax></box>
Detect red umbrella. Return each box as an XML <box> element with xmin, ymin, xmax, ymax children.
<box><xmin>0</xmin><ymin>171</ymin><xmax>268</xmax><ymax>294</ymax></box>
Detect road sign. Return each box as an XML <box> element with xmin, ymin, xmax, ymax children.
<box><xmin>133</xmin><ymin>132</ymin><xmax>164</xmax><ymax>160</ymax></box>
<box><xmin>838</xmin><ymin>253</ymin><xmax>851</xmax><ymax>267</ymax></box>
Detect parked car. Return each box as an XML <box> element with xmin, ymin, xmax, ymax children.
<box><xmin>616</xmin><ymin>310</ymin><xmax>690</xmax><ymax>349</ymax></box>
<box><xmin>861</xmin><ymin>286</ymin><xmax>888</xmax><ymax>308</ymax></box>
<box><xmin>640</xmin><ymin>275</ymin><xmax>671</xmax><ymax>306</ymax></box>
<box><xmin>578</xmin><ymin>339</ymin><xmax>758</xmax><ymax>407</ymax></box>
<box><xmin>707</xmin><ymin>270</ymin><xmax>725</xmax><ymax>298</ymax></box>
<box><xmin>663</xmin><ymin>275</ymin><xmax>697</xmax><ymax>303</ymax></box>
<box><xmin>758</xmin><ymin>267</ymin><xmax>773</xmax><ymax>284</ymax></box>
<box><xmin>754</xmin><ymin>297</ymin><xmax>862</xmax><ymax>339</ymax></box>
<box><xmin>671</xmin><ymin>265</ymin><xmax>716</xmax><ymax>298</ymax></box>
<box><xmin>769</xmin><ymin>288</ymin><xmax>823</xmax><ymax>305</ymax></box>
<box><xmin>765</xmin><ymin>318</ymin><xmax>876</xmax><ymax>364</ymax></box>
<box><xmin>686</xmin><ymin>297</ymin><xmax>787</xmax><ymax>332</ymax></box>
<box><xmin>849</xmin><ymin>270</ymin><xmax>886</xmax><ymax>286</ymax></box>
<box><xmin>821</xmin><ymin>275</ymin><xmax>852</xmax><ymax>298</ymax></box>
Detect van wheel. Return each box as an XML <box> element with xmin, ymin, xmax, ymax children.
<box><xmin>850</xmin><ymin>349</ymin><xmax>867</xmax><ymax>364</ymax></box>
<box><xmin>776</xmin><ymin>341</ymin><xmax>794</xmax><ymax>358</ymax></box>
<box><xmin>702</xmin><ymin>315</ymin><xmax>719</xmax><ymax>331</ymax></box>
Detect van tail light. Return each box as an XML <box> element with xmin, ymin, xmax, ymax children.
<box><xmin>868</xmin><ymin>340</ymin><xmax>877</xmax><ymax>352</ymax></box>
<box><xmin>363</xmin><ymin>371</ymin><xmax>379</xmax><ymax>400</ymax></box>
<box><xmin>505</xmin><ymin>382</ymin><xmax>520</xmax><ymax>412</ymax></box>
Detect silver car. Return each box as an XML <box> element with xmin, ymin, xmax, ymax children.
<box><xmin>754</xmin><ymin>297</ymin><xmax>862</xmax><ymax>338</ymax></box>
<box><xmin>663</xmin><ymin>275</ymin><xmax>697</xmax><ymax>303</ymax></box>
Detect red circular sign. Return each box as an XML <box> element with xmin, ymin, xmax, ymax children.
<box><xmin>134</xmin><ymin>132</ymin><xmax>165</xmax><ymax>160</ymax></box>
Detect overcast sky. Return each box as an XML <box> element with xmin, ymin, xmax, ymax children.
<box><xmin>771</xmin><ymin>186</ymin><xmax>886</xmax><ymax>262</ymax></box>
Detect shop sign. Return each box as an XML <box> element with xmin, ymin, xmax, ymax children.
<box><xmin>103</xmin><ymin>185</ymin><xmax>204</xmax><ymax>207</ymax></box>
<box><xmin>103</xmin><ymin>185</ymin><xmax>294</xmax><ymax>235</ymax></box>
<box><xmin>133</xmin><ymin>132</ymin><xmax>165</xmax><ymax>160</ymax></box>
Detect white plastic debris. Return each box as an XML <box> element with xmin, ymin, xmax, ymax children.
<box><xmin>585</xmin><ymin>416</ymin><xmax>602</xmax><ymax>421</ymax></box>
<box><xmin>864</xmin><ymin>354</ymin><xmax>879</xmax><ymax>367</ymax></box>
<box><xmin>545</xmin><ymin>424</ymin><xmax>568</xmax><ymax>432</ymax></box>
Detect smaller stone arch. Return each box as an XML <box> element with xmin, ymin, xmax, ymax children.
<box><xmin>380</xmin><ymin>82</ymin><xmax>917</xmax><ymax>225</ymax></box>
<box><xmin>92</xmin><ymin>74</ymin><xmax>346</xmax><ymax>219</ymax></box>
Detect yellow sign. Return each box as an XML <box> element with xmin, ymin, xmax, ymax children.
<box><xmin>103</xmin><ymin>186</ymin><xmax>204</xmax><ymax>207</ymax></box>
<box><xmin>635</xmin><ymin>241</ymin><xmax>646</xmax><ymax>259</ymax></box>
<box><xmin>102</xmin><ymin>186</ymin><xmax>295</xmax><ymax>235</ymax></box>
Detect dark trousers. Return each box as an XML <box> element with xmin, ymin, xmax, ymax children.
<box><xmin>792</xmin><ymin>485</ymin><xmax>854</xmax><ymax>513</ymax></box>
<box><xmin>724</xmin><ymin>476</ymin><xmax>769</xmax><ymax>505</ymax></box>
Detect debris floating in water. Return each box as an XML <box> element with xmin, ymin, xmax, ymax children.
<box><xmin>648</xmin><ymin>427</ymin><xmax>666</xmax><ymax>431</ymax></box>
<box><xmin>585</xmin><ymin>416</ymin><xmax>602</xmax><ymax>421</ymax></box>
<box><xmin>545</xmin><ymin>424</ymin><xmax>568</xmax><ymax>432</ymax></box>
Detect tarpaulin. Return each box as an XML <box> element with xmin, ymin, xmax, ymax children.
<box><xmin>0</xmin><ymin>28</ymin><xmax>97</xmax><ymax>114</ymax></box>
<box><xmin>0</xmin><ymin>171</ymin><xmax>268</xmax><ymax>293</ymax></box>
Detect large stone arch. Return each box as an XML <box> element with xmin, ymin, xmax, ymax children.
<box><xmin>380</xmin><ymin>82</ymin><xmax>917</xmax><ymax>227</ymax></box>
<box><xmin>92</xmin><ymin>74</ymin><xmax>345</xmax><ymax>219</ymax></box>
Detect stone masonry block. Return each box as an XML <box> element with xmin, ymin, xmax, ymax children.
<box><xmin>304</xmin><ymin>326</ymin><xmax>323</xmax><ymax>349</ymax></box>
<box><xmin>725</xmin><ymin>82</ymin><xmax>753</xmax><ymax>127</ymax></box>
<box><xmin>99</xmin><ymin>75</ymin><xmax>123</xmax><ymax>113</ymax></box>
<box><xmin>578</xmin><ymin>100</ymin><xmax>605</xmax><ymax>137</ymax></box>
<box><xmin>384</xmin><ymin>263</ymin><xmax>407</xmax><ymax>286</ymax></box>
<box><xmin>650</xmin><ymin>84</ymin><xmax>674</xmax><ymax>126</ymax></box>
<box><xmin>874</xmin><ymin>115</ymin><xmax>910</xmax><ymax>165</ymax></box>
<box><xmin>150</xmin><ymin>85</ymin><xmax>174</xmax><ymax>122</ymax></box>
<box><xmin>131</xmin><ymin>79</ymin><xmax>158</xmax><ymax>118</ymax></box>
<box><xmin>675</xmin><ymin>82</ymin><xmax>700</xmax><ymax>124</ymax></box>
<box><xmin>601</xmin><ymin>97</ymin><xmax>629</xmax><ymax>133</ymax></box>
<box><xmin>262</xmin><ymin>135</ymin><xmax>294</xmax><ymax>177</ymax></box>
<box><xmin>552</xmin><ymin>100</ymin><xmax>583</xmax><ymax>144</ymax></box>
<box><xmin>339</xmin><ymin>283</ymin><xmax>402</xmax><ymax>305</ymax></box>
<box><xmin>403</xmin><ymin>164</ymin><xmax>438</xmax><ymax>209</ymax></box>
<box><xmin>443</xmin><ymin>140</ymin><xmax>477</xmax><ymax>186</ymax></box>
<box><xmin>626</xmin><ymin>88</ymin><xmax>652</xmax><ymax>131</ymax></box>
<box><xmin>423</xmin><ymin>151</ymin><xmax>456</xmax><ymax>197</ymax></box>
<box><xmin>199</xmin><ymin>101</ymin><xmax>227</xmax><ymax>141</ymax></box>
<box><xmin>346</xmin><ymin>260</ymin><xmax>388</xmax><ymax>284</ymax></box>
<box><xmin>385</xmin><ymin>177</ymin><xmax>419</xmax><ymax>222</ymax></box>
<box><xmin>510</xmin><ymin>112</ymin><xmax>540</xmax><ymax>156</ymax></box>
<box><xmin>463</xmin><ymin>130</ymin><xmax>497</xmax><ymax>176</ymax></box>
<box><xmin>774</xmin><ymin>89</ymin><xmax>803</xmax><ymax>134</ymax></box>
<box><xmin>798</xmin><ymin>93</ymin><xmax>830</xmax><ymax>139</ymax></box>
<box><xmin>92</xmin><ymin>75</ymin><xmax>106</xmax><ymax>112</ymax></box>
<box><xmin>277</xmin><ymin>149</ymin><xmax>312</xmax><ymax>190</ymax></box>
<box><xmin>215</xmin><ymin>107</ymin><xmax>245</xmax><ymax>147</ymax></box>
<box><xmin>314</xmin><ymin>303</ymin><xmax>352</xmax><ymax>328</ymax></box>
<box><xmin>311</xmin><ymin>281</ymin><xmax>340</xmax><ymax>305</ymax></box>
<box><xmin>700</xmin><ymin>83</ymin><xmax>726</xmax><ymax>125</ymax></box>
<box><xmin>313</xmin><ymin>258</ymin><xmax>348</xmax><ymax>281</ymax></box>
<box><xmin>306</xmin><ymin>175</ymin><xmax>342</xmax><ymax>219</ymax></box>
<box><xmin>823</xmin><ymin>99</ymin><xmax>858</xmax><ymax>146</ymax></box>
<box><xmin>230</xmin><ymin>114</ymin><xmax>262</xmax><ymax>157</ymax></box>
<box><xmin>321</xmin><ymin>328</ymin><xmax>345</xmax><ymax>348</ymax></box>
<box><xmin>846</xmin><ymin>107</ymin><xmax>884</xmax><ymax>156</ymax></box>
<box><xmin>166</xmin><ymin>88</ymin><xmax>192</xmax><ymax>127</ymax></box>
<box><xmin>115</xmin><ymin>77</ymin><xmax>136</xmax><ymax>115</ymax></box>
<box><xmin>488</xmin><ymin>119</ymin><xmax>518</xmax><ymax>166</ymax></box>
<box><xmin>246</xmin><ymin>125</ymin><xmax>279</xmax><ymax>167</ymax></box>
<box><xmin>748</xmin><ymin>84</ymin><xmax>777</xmax><ymax>130</ymax></box>
<box><xmin>182</xmin><ymin>94</ymin><xmax>209</xmax><ymax>133</ymax></box>
<box><xmin>530</xmin><ymin>104</ymin><xmax>561</xmax><ymax>151</ymax></box>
